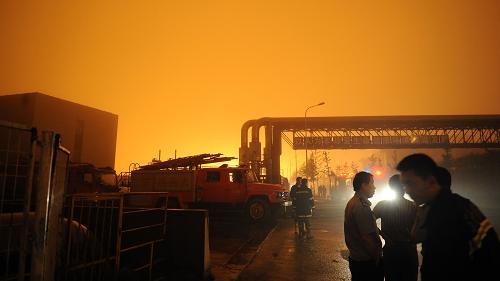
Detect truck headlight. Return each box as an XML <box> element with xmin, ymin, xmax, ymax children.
<box><xmin>276</xmin><ymin>191</ymin><xmax>288</xmax><ymax>199</ymax></box>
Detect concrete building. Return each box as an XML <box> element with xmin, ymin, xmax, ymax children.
<box><xmin>0</xmin><ymin>92</ymin><xmax>118</xmax><ymax>168</ymax></box>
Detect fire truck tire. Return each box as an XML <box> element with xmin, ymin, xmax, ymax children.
<box><xmin>247</xmin><ymin>198</ymin><xmax>270</xmax><ymax>223</ymax></box>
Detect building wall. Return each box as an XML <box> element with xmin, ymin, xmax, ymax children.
<box><xmin>0</xmin><ymin>92</ymin><xmax>118</xmax><ymax>168</ymax></box>
<box><xmin>0</xmin><ymin>93</ymin><xmax>36</xmax><ymax>126</ymax></box>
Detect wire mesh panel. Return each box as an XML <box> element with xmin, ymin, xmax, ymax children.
<box><xmin>0</xmin><ymin>122</ymin><xmax>36</xmax><ymax>281</ymax></box>
<box><xmin>1</xmin><ymin>122</ymin><xmax>71</xmax><ymax>281</ymax></box>
<box><xmin>60</xmin><ymin>194</ymin><xmax>121</xmax><ymax>281</ymax></box>
<box><xmin>59</xmin><ymin>192</ymin><xmax>168</xmax><ymax>281</ymax></box>
<box><xmin>0</xmin><ymin>123</ymin><xmax>34</xmax><ymax>213</ymax></box>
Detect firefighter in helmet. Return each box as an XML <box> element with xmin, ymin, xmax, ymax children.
<box><xmin>295</xmin><ymin>178</ymin><xmax>314</xmax><ymax>239</ymax></box>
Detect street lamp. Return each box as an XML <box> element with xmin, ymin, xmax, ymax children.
<box><xmin>304</xmin><ymin>102</ymin><xmax>325</xmax><ymax>175</ymax></box>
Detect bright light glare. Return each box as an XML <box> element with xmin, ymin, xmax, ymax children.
<box><xmin>381</xmin><ymin>188</ymin><xmax>396</xmax><ymax>200</ymax></box>
<box><xmin>372</xmin><ymin>185</ymin><xmax>396</xmax><ymax>204</ymax></box>
<box><xmin>375</xmin><ymin>170</ymin><xmax>382</xmax><ymax>176</ymax></box>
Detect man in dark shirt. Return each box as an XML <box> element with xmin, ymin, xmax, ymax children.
<box><xmin>397</xmin><ymin>153</ymin><xmax>500</xmax><ymax>281</ymax></box>
<box><xmin>412</xmin><ymin>166</ymin><xmax>451</xmax><ymax>243</ymax></box>
<box><xmin>373</xmin><ymin>174</ymin><xmax>418</xmax><ymax>281</ymax></box>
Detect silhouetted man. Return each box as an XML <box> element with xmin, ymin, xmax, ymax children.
<box><xmin>290</xmin><ymin>176</ymin><xmax>302</xmax><ymax>204</ymax></box>
<box><xmin>374</xmin><ymin>174</ymin><xmax>418</xmax><ymax>281</ymax></box>
<box><xmin>397</xmin><ymin>153</ymin><xmax>500</xmax><ymax>281</ymax></box>
<box><xmin>412</xmin><ymin>166</ymin><xmax>451</xmax><ymax>243</ymax></box>
<box><xmin>344</xmin><ymin>171</ymin><xmax>383</xmax><ymax>281</ymax></box>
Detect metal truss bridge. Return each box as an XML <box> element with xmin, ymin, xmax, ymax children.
<box><xmin>282</xmin><ymin>115</ymin><xmax>500</xmax><ymax>149</ymax></box>
<box><xmin>239</xmin><ymin>115</ymin><xmax>500</xmax><ymax>184</ymax></box>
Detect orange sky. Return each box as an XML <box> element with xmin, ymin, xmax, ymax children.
<box><xmin>1</xmin><ymin>0</ymin><xmax>500</xmax><ymax>174</ymax></box>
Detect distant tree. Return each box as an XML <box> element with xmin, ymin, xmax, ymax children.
<box><xmin>351</xmin><ymin>161</ymin><xmax>359</xmax><ymax>174</ymax></box>
<box><xmin>441</xmin><ymin>147</ymin><xmax>453</xmax><ymax>169</ymax></box>
<box><xmin>335</xmin><ymin>165</ymin><xmax>342</xmax><ymax>175</ymax></box>
<box><xmin>321</xmin><ymin>151</ymin><xmax>335</xmax><ymax>191</ymax></box>
<box><xmin>343</xmin><ymin>162</ymin><xmax>349</xmax><ymax>175</ymax></box>
<box><xmin>299</xmin><ymin>151</ymin><xmax>320</xmax><ymax>188</ymax></box>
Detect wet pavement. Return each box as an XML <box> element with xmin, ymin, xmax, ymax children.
<box><xmin>210</xmin><ymin>198</ymin><xmax>500</xmax><ymax>281</ymax></box>
<box><xmin>209</xmin><ymin>210</ymin><xmax>276</xmax><ymax>281</ymax></box>
<box><xmin>236</xmin><ymin>199</ymin><xmax>351</xmax><ymax>281</ymax></box>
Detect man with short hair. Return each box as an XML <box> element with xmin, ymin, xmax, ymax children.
<box><xmin>397</xmin><ymin>153</ymin><xmax>500</xmax><ymax>281</ymax></box>
<box><xmin>344</xmin><ymin>171</ymin><xmax>383</xmax><ymax>281</ymax></box>
<box><xmin>373</xmin><ymin>174</ymin><xmax>418</xmax><ymax>281</ymax></box>
<box><xmin>412</xmin><ymin>166</ymin><xmax>450</xmax><ymax>243</ymax></box>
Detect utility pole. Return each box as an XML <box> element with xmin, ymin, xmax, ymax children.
<box><xmin>304</xmin><ymin>102</ymin><xmax>325</xmax><ymax>174</ymax></box>
<box><xmin>323</xmin><ymin>151</ymin><xmax>333</xmax><ymax>198</ymax></box>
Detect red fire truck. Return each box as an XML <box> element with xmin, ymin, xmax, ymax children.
<box><xmin>130</xmin><ymin>154</ymin><xmax>291</xmax><ymax>222</ymax></box>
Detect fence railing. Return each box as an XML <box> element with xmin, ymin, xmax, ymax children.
<box><xmin>59</xmin><ymin>192</ymin><xmax>168</xmax><ymax>281</ymax></box>
<box><xmin>1</xmin><ymin>121</ymin><xmax>70</xmax><ymax>281</ymax></box>
<box><xmin>1</xmin><ymin>121</ymin><xmax>169</xmax><ymax>281</ymax></box>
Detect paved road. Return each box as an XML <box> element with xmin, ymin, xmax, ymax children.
<box><xmin>213</xmin><ymin>198</ymin><xmax>500</xmax><ymax>281</ymax></box>
<box><xmin>237</xmin><ymin>200</ymin><xmax>351</xmax><ymax>281</ymax></box>
<box><xmin>210</xmin><ymin>211</ymin><xmax>276</xmax><ymax>281</ymax></box>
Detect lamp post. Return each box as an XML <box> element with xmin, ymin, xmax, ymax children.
<box><xmin>304</xmin><ymin>102</ymin><xmax>325</xmax><ymax>176</ymax></box>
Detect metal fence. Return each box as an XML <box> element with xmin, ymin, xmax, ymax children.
<box><xmin>0</xmin><ymin>122</ymin><xmax>36</xmax><ymax>281</ymax></box>
<box><xmin>1</xmin><ymin>121</ymin><xmax>169</xmax><ymax>281</ymax></box>
<box><xmin>59</xmin><ymin>192</ymin><xmax>169</xmax><ymax>281</ymax></box>
<box><xmin>1</xmin><ymin>121</ymin><xmax>70</xmax><ymax>281</ymax></box>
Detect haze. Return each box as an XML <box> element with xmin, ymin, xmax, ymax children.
<box><xmin>1</xmin><ymin>0</ymin><xmax>499</xmax><ymax>173</ymax></box>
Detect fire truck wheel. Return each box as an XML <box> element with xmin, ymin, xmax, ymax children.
<box><xmin>247</xmin><ymin>198</ymin><xmax>270</xmax><ymax>222</ymax></box>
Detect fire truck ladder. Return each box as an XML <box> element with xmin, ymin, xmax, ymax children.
<box><xmin>139</xmin><ymin>153</ymin><xmax>237</xmax><ymax>170</ymax></box>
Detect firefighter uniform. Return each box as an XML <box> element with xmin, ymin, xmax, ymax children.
<box><xmin>294</xmin><ymin>185</ymin><xmax>314</xmax><ymax>239</ymax></box>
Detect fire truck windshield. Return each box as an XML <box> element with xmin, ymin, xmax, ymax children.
<box><xmin>246</xmin><ymin>170</ymin><xmax>257</xmax><ymax>183</ymax></box>
<box><xmin>100</xmin><ymin>173</ymin><xmax>117</xmax><ymax>187</ymax></box>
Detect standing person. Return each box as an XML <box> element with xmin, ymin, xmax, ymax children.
<box><xmin>322</xmin><ymin>185</ymin><xmax>327</xmax><ymax>198</ymax></box>
<box><xmin>412</xmin><ymin>166</ymin><xmax>450</xmax><ymax>243</ymax></box>
<box><xmin>295</xmin><ymin>178</ymin><xmax>314</xmax><ymax>239</ymax></box>
<box><xmin>373</xmin><ymin>174</ymin><xmax>418</xmax><ymax>281</ymax></box>
<box><xmin>290</xmin><ymin>177</ymin><xmax>301</xmax><ymax>233</ymax></box>
<box><xmin>397</xmin><ymin>153</ymin><xmax>500</xmax><ymax>281</ymax></box>
<box><xmin>344</xmin><ymin>171</ymin><xmax>384</xmax><ymax>281</ymax></box>
<box><xmin>289</xmin><ymin>176</ymin><xmax>302</xmax><ymax>204</ymax></box>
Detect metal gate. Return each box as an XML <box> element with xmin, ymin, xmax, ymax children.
<box><xmin>1</xmin><ymin>121</ymin><xmax>70</xmax><ymax>281</ymax></box>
